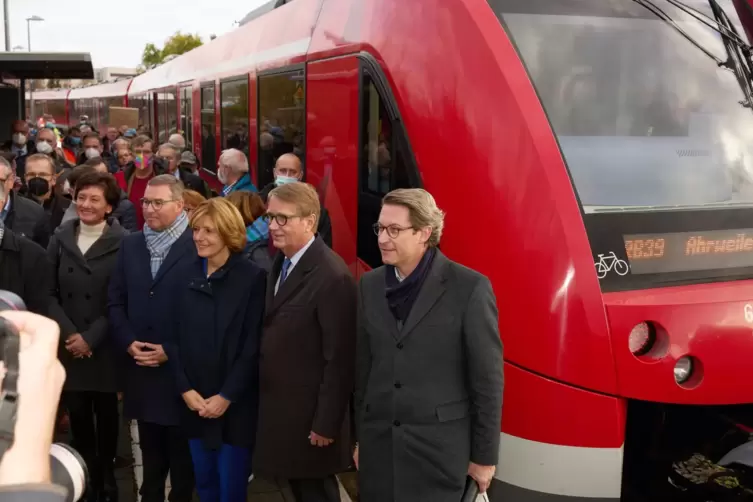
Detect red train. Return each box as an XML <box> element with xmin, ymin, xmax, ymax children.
<box><xmin>29</xmin><ymin>0</ymin><xmax>753</xmax><ymax>499</ymax></box>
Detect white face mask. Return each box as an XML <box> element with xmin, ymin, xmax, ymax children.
<box><xmin>35</xmin><ymin>141</ymin><xmax>53</xmax><ymax>155</ymax></box>
<box><xmin>85</xmin><ymin>148</ymin><xmax>100</xmax><ymax>159</ymax></box>
<box><xmin>275</xmin><ymin>175</ymin><xmax>299</xmax><ymax>186</ymax></box>
<box><xmin>12</xmin><ymin>133</ymin><xmax>26</xmax><ymax>146</ymax></box>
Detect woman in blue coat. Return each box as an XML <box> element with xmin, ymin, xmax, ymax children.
<box><xmin>165</xmin><ymin>197</ymin><xmax>266</xmax><ymax>502</ymax></box>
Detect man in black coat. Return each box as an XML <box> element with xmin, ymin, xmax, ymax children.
<box><xmin>23</xmin><ymin>154</ymin><xmax>71</xmax><ymax>236</ymax></box>
<box><xmin>108</xmin><ymin>175</ymin><xmax>195</xmax><ymax>502</ymax></box>
<box><xmin>254</xmin><ymin>182</ymin><xmax>355</xmax><ymax>502</ymax></box>
<box><xmin>0</xmin><ymin>156</ymin><xmax>50</xmax><ymax>247</ymax></box>
<box><xmin>0</xmin><ymin>171</ymin><xmax>51</xmax><ymax>316</ymax></box>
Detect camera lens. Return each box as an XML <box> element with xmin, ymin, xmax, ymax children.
<box><xmin>50</xmin><ymin>443</ymin><xmax>89</xmax><ymax>502</ymax></box>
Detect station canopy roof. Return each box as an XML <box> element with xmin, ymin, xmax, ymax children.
<box><xmin>0</xmin><ymin>52</ymin><xmax>94</xmax><ymax>79</ymax></box>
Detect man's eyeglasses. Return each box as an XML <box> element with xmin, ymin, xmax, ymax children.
<box><xmin>140</xmin><ymin>198</ymin><xmax>178</xmax><ymax>210</ymax></box>
<box><xmin>264</xmin><ymin>212</ymin><xmax>301</xmax><ymax>227</ymax></box>
<box><xmin>373</xmin><ymin>223</ymin><xmax>414</xmax><ymax>239</ymax></box>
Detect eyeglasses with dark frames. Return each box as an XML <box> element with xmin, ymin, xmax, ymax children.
<box><xmin>372</xmin><ymin>223</ymin><xmax>414</xmax><ymax>239</ymax></box>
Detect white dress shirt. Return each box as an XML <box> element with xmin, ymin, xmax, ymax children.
<box><xmin>275</xmin><ymin>236</ymin><xmax>316</xmax><ymax>295</ymax></box>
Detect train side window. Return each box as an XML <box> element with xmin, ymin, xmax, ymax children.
<box><xmin>200</xmin><ymin>84</ymin><xmax>217</xmax><ymax>172</ymax></box>
<box><xmin>357</xmin><ymin>68</ymin><xmax>419</xmax><ymax>270</ymax></box>
<box><xmin>220</xmin><ymin>77</ymin><xmax>250</xmax><ymax>157</ymax></box>
<box><xmin>257</xmin><ymin>68</ymin><xmax>305</xmax><ymax>190</ymax></box>
<box><xmin>180</xmin><ymin>86</ymin><xmax>193</xmax><ymax>152</ymax></box>
<box><xmin>166</xmin><ymin>88</ymin><xmax>178</xmax><ymax>142</ymax></box>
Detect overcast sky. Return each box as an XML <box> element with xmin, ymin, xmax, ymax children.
<box><xmin>2</xmin><ymin>0</ymin><xmax>268</xmax><ymax>68</ymax></box>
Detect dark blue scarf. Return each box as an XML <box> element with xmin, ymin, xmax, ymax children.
<box><xmin>385</xmin><ymin>247</ymin><xmax>437</xmax><ymax>323</ymax></box>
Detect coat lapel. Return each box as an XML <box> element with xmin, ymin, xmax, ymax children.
<box><xmin>56</xmin><ymin>223</ymin><xmax>89</xmax><ymax>271</ymax></box>
<box><xmin>266</xmin><ymin>238</ymin><xmax>322</xmax><ymax>316</ymax></box>
<box><xmin>371</xmin><ymin>268</ymin><xmax>402</xmax><ymax>341</ymax></box>
<box><xmin>266</xmin><ymin>253</ymin><xmax>283</xmax><ymax>313</ymax></box>
<box><xmin>397</xmin><ymin>252</ymin><xmax>449</xmax><ymax>341</ymax></box>
<box><xmin>152</xmin><ymin>228</ymin><xmax>193</xmax><ymax>286</ymax></box>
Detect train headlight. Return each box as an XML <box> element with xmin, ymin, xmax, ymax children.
<box><xmin>629</xmin><ymin>322</ymin><xmax>655</xmax><ymax>355</ymax></box>
<box><xmin>674</xmin><ymin>357</ymin><xmax>693</xmax><ymax>384</ymax></box>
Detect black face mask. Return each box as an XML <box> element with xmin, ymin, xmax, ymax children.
<box><xmin>27</xmin><ymin>177</ymin><xmax>49</xmax><ymax>197</ymax></box>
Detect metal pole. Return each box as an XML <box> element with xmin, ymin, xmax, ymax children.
<box><xmin>3</xmin><ymin>0</ymin><xmax>9</xmax><ymax>51</ymax></box>
<box><xmin>28</xmin><ymin>19</ymin><xmax>33</xmax><ymax>122</ymax></box>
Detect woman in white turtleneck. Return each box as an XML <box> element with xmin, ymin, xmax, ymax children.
<box><xmin>47</xmin><ymin>171</ymin><xmax>129</xmax><ymax>502</ymax></box>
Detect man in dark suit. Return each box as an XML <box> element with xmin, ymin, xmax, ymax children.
<box><xmin>108</xmin><ymin>175</ymin><xmax>195</xmax><ymax>502</ymax></box>
<box><xmin>355</xmin><ymin>188</ymin><xmax>504</xmax><ymax>502</ymax></box>
<box><xmin>253</xmin><ymin>182</ymin><xmax>356</xmax><ymax>502</ymax></box>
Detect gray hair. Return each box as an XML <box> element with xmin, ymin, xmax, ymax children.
<box><xmin>158</xmin><ymin>143</ymin><xmax>179</xmax><ymax>158</ymax></box>
<box><xmin>168</xmin><ymin>134</ymin><xmax>186</xmax><ymax>151</ymax></box>
<box><xmin>147</xmin><ymin>174</ymin><xmax>185</xmax><ymax>200</ymax></box>
<box><xmin>219</xmin><ymin>149</ymin><xmax>249</xmax><ymax>175</ymax></box>
<box><xmin>0</xmin><ymin>157</ymin><xmax>11</xmax><ymax>181</ymax></box>
<box><xmin>113</xmin><ymin>138</ymin><xmax>129</xmax><ymax>150</ymax></box>
<box><xmin>382</xmin><ymin>188</ymin><xmax>445</xmax><ymax>247</ymax></box>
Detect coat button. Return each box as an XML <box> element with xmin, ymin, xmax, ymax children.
<box><xmin>393</xmin><ymin>420</ymin><xmax>401</xmax><ymax>427</ymax></box>
<box><xmin>396</xmin><ymin>343</ymin><xmax>404</xmax><ymax>349</ymax></box>
<box><xmin>85</xmin><ymin>294</ymin><xmax>91</xmax><ymax>300</ymax></box>
<box><xmin>394</xmin><ymin>382</ymin><xmax>402</xmax><ymax>389</ymax></box>
<box><xmin>149</xmin><ymin>291</ymin><xmax>154</xmax><ymax>298</ymax></box>
<box><xmin>68</xmin><ymin>267</ymin><xmax>73</xmax><ymax>273</ymax></box>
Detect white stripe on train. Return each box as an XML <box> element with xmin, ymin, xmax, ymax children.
<box><xmin>495</xmin><ymin>433</ymin><xmax>624</xmax><ymax>498</ymax></box>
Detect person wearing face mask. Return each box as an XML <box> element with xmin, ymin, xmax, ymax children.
<box><xmin>2</xmin><ymin>121</ymin><xmax>35</xmax><ymax>180</ymax></box>
<box><xmin>0</xmin><ymin>156</ymin><xmax>50</xmax><ymax>248</ymax></box>
<box><xmin>35</xmin><ymin>127</ymin><xmax>68</xmax><ymax>174</ymax></box>
<box><xmin>217</xmin><ymin>149</ymin><xmax>257</xmax><ymax>196</ymax></box>
<box><xmin>114</xmin><ymin>135</ymin><xmax>156</xmax><ymax>230</ymax></box>
<box><xmin>62</xmin><ymin>126</ymin><xmax>83</xmax><ymax>167</ymax></box>
<box><xmin>77</xmin><ymin>132</ymin><xmax>105</xmax><ymax>165</ymax></box>
<box><xmin>23</xmin><ymin>153</ymin><xmax>71</xmax><ymax>234</ymax></box>
<box><xmin>258</xmin><ymin>153</ymin><xmax>332</xmax><ymax>248</ymax></box>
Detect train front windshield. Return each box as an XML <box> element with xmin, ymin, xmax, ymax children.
<box><xmin>492</xmin><ymin>0</ymin><xmax>753</xmax><ymax>290</ymax></box>
<box><xmin>497</xmin><ymin>0</ymin><xmax>753</xmax><ymax>210</ymax></box>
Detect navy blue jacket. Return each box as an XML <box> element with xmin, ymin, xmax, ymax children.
<box><xmin>107</xmin><ymin>227</ymin><xmax>197</xmax><ymax>426</ymax></box>
<box><xmin>165</xmin><ymin>253</ymin><xmax>266</xmax><ymax>448</ymax></box>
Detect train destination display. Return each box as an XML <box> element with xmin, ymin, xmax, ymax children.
<box><xmin>623</xmin><ymin>228</ymin><xmax>753</xmax><ymax>275</ymax></box>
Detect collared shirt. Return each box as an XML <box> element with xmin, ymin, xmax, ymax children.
<box><xmin>11</xmin><ymin>144</ymin><xmax>27</xmax><ymax>157</ymax></box>
<box><xmin>275</xmin><ymin>235</ymin><xmax>315</xmax><ymax>295</ymax></box>
<box><xmin>0</xmin><ymin>196</ymin><xmax>11</xmax><ymax>222</ymax></box>
<box><xmin>221</xmin><ymin>179</ymin><xmax>238</xmax><ymax>197</ymax></box>
<box><xmin>174</xmin><ymin>168</ymin><xmax>181</xmax><ymax>181</ymax></box>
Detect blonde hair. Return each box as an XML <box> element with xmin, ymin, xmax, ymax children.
<box><xmin>189</xmin><ymin>198</ymin><xmax>247</xmax><ymax>253</ymax></box>
<box><xmin>382</xmin><ymin>188</ymin><xmax>445</xmax><ymax>247</ymax></box>
<box><xmin>182</xmin><ymin>189</ymin><xmax>207</xmax><ymax>209</ymax></box>
<box><xmin>268</xmin><ymin>182</ymin><xmax>320</xmax><ymax>232</ymax></box>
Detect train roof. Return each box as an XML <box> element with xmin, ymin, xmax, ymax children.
<box><xmin>128</xmin><ymin>0</ymin><xmax>317</xmax><ymax>95</ymax></box>
<box><xmin>25</xmin><ymin>89</ymin><xmax>70</xmax><ymax>100</ymax></box>
<box><xmin>68</xmin><ymin>78</ymin><xmax>133</xmax><ymax>99</ymax></box>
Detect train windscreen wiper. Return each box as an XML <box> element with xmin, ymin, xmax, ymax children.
<box><xmin>632</xmin><ymin>0</ymin><xmax>753</xmax><ymax>108</ymax></box>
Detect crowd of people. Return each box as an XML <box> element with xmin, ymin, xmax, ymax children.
<box><xmin>0</xmin><ymin>117</ymin><xmax>504</xmax><ymax>502</ymax></box>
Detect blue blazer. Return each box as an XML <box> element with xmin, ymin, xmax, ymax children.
<box><xmin>165</xmin><ymin>253</ymin><xmax>266</xmax><ymax>448</ymax></box>
<box><xmin>107</xmin><ymin>227</ymin><xmax>197</xmax><ymax>426</ymax></box>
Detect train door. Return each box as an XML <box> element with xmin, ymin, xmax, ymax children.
<box><xmin>355</xmin><ymin>55</ymin><xmax>422</xmax><ymax>277</ymax></box>
<box><xmin>199</xmin><ymin>83</ymin><xmax>217</xmax><ymax>172</ymax></box>
<box><xmin>305</xmin><ymin>54</ymin><xmax>420</xmax><ymax>276</ymax></box>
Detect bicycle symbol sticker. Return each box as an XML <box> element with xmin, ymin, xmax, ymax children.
<box><xmin>595</xmin><ymin>252</ymin><xmax>630</xmax><ymax>279</ymax></box>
